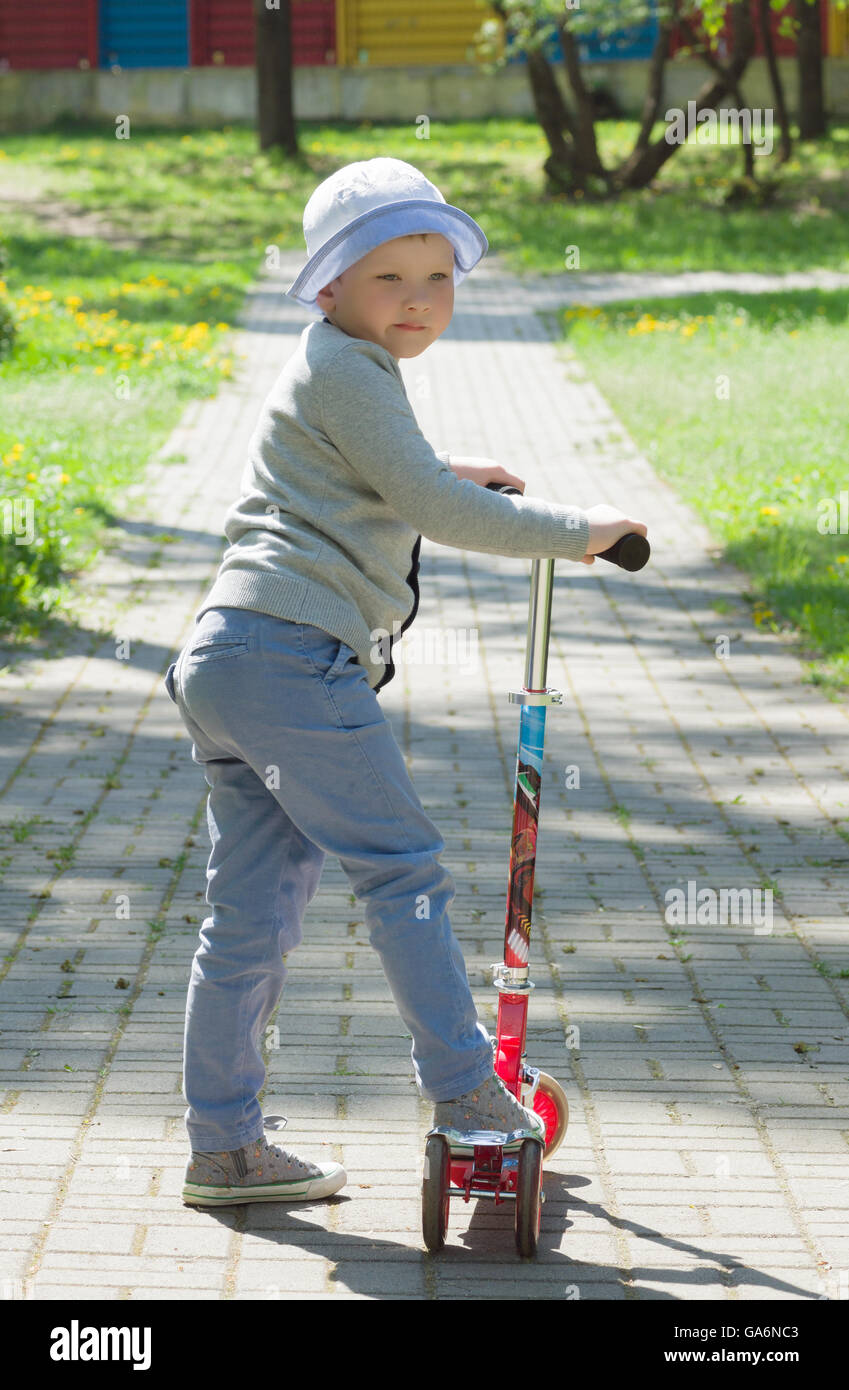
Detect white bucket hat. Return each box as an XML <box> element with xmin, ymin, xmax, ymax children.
<box><xmin>285</xmin><ymin>157</ymin><xmax>488</xmax><ymax>313</ymax></box>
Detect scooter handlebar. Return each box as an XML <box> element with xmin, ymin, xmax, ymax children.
<box><xmin>484</xmin><ymin>481</ymin><xmax>650</xmax><ymax>572</ymax></box>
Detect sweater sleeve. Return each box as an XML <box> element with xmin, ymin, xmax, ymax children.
<box><xmin>320</xmin><ymin>341</ymin><xmax>590</xmax><ymax>563</ymax></box>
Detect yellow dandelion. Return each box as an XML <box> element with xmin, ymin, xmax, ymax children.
<box><xmin>59</xmin><ymin>473</ymin><xmax>70</xmax><ymax>485</ymax></box>
<box><xmin>760</xmin><ymin>506</ymin><xmax>779</xmax><ymax>516</ymax></box>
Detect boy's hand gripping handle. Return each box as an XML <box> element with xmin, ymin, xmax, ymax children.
<box><xmin>485</xmin><ymin>482</ymin><xmax>650</xmax><ymax>572</ymax></box>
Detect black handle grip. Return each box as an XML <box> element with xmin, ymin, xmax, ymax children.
<box><xmin>484</xmin><ymin>481</ymin><xmax>650</xmax><ymax>572</ymax></box>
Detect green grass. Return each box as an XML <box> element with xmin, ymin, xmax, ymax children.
<box><xmin>0</xmin><ymin>116</ymin><xmax>847</xmax><ymax>643</ymax></box>
<box><xmin>557</xmin><ymin>290</ymin><xmax>849</xmax><ymax>694</ymax></box>
<box><xmin>0</xmin><ymin>256</ymin><xmax>247</xmax><ymax>639</ymax></box>
<box><xmin>1</xmin><ymin>115</ymin><xmax>848</xmax><ymax>274</ymax></box>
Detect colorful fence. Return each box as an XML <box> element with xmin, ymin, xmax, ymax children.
<box><xmin>0</xmin><ymin>0</ymin><xmax>843</xmax><ymax>70</ymax></box>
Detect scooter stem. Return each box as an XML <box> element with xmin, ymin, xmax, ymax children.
<box><xmin>484</xmin><ymin>481</ymin><xmax>650</xmax><ymax>1101</ymax></box>
<box><xmin>493</xmin><ymin>556</ymin><xmax>561</xmax><ymax>1100</ymax></box>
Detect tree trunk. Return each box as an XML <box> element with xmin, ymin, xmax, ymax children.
<box><xmin>525</xmin><ymin>47</ymin><xmax>583</xmax><ymax>192</ymax></box>
<box><xmin>614</xmin><ymin>4</ymin><xmax>677</xmax><ymax>187</ymax></box>
<box><xmin>554</xmin><ymin>15</ymin><xmax>609</xmax><ymax>184</ymax></box>
<box><xmin>680</xmin><ymin>6</ymin><xmax>757</xmax><ymax>180</ymax></box>
<box><xmin>489</xmin><ymin>0</ymin><xmax>609</xmax><ymax>195</ymax></box>
<box><xmin>253</xmin><ymin>0</ymin><xmax>298</xmax><ymax>156</ymax></box>
<box><xmin>620</xmin><ymin>1</ymin><xmax>756</xmax><ymax>189</ymax></box>
<box><xmin>758</xmin><ymin>0</ymin><xmax>792</xmax><ymax>161</ymax></box>
<box><xmin>795</xmin><ymin>0</ymin><xmax>826</xmax><ymax>138</ymax></box>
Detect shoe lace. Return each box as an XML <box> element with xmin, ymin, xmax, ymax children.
<box><xmin>259</xmin><ymin>1118</ymin><xmax>315</xmax><ymax>1174</ymax></box>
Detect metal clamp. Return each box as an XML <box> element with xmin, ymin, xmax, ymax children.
<box><xmin>507</xmin><ymin>687</ymin><xmax>563</xmax><ymax>706</ymax></box>
<box><xmin>491</xmin><ymin>963</ymin><xmax>535</xmax><ymax>994</ymax></box>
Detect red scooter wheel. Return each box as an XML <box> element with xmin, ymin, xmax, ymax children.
<box><xmin>530</xmin><ymin>1072</ymin><xmax>569</xmax><ymax>1159</ymax></box>
<box><xmin>422</xmin><ymin>1135</ymin><xmax>450</xmax><ymax>1252</ymax></box>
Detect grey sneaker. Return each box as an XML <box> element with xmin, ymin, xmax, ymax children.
<box><xmin>182</xmin><ymin>1116</ymin><xmax>347</xmax><ymax>1206</ymax></box>
<box><xmin>432</xmin><ymin>1071</ymin><xmax>546</xmax><ymax>1152</ymax></box>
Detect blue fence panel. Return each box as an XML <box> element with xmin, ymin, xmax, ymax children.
<box><xmin>508</xmin><ymin>3</ymin><xmax>659</xmax><ymax>64</ymax></box>
<box><xmin>99</xmin><ymin>0</ymin><xmax>189</xmax><ymax>68</ymax></box>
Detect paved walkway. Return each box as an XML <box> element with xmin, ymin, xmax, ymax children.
<box><xmin>1</xmin><ymin>252</ymin><xmax>848</xmax><ymax>1302</ymax></box>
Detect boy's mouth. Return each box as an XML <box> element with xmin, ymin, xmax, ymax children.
<box><xmin>393</xmin><ymin>323</ymin><xmax>426</xmax><ymax>332</ymax></box>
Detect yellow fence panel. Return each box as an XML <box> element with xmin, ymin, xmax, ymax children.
<box><xmin>335</xmin><ymin>0</ymin><xmax>502</xmax><ymax>66</ymax></box>
<box><xmin>828</xmin><ymin>0</ymin><xmax>849</xmax><ymax>57</ymax></box>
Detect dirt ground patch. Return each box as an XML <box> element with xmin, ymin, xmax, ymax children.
<box><xmin>0</xmin><ymin>165</ymin><xmax>143</xmax><ymax>248</ymax></box>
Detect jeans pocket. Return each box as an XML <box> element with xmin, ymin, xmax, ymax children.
<box><xmin>298</xmin><ymin>624</ymin><xmax>354</xmax><ymax>683</ymax></box>
<box><xmin>185</xmin><ymin>636</ymin><xmax>253</xmax><ymax>664</ymax></box>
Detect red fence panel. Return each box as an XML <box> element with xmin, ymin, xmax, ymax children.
<box><xmin>668</xmin><ymin>0</ymin><xmax>830</xmax><ymax>60</ymax></box>
<box><xmin>0</xmin><ymin>0</ymin><xmax>98</xmax><ymax>70</ymax></box>
<box><xmin>189</xmin><ymin>0</ymin><xmax>335</xmax><ymax>67</ymax></box>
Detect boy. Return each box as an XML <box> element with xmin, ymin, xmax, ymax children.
<box><xmin>164</xmin><ymin>157</ymin><xmax>647</xmax><ymax>1206</ymax></box>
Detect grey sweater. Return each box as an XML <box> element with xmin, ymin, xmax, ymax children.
<box><xmin>196</xmin><ymin>318</ymin><xmax>590</xmax><ymax>692</ymax></box>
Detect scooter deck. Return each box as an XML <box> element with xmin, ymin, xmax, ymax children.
<box><xmin>425</xmin><ymin>1122</ymin><xmax>543</xmax><ymax>1156</ymax></box>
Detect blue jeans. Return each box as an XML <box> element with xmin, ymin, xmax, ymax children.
<box><xmin>163</xmin><ymin>606</ymin><xmax>493</xmax><ymax>1152</ymax></box>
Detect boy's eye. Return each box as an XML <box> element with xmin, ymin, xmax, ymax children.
<box><xmin>377</xmin><ymin>273</ymin><xmax>449</xmax><ymax>281</ymax></box>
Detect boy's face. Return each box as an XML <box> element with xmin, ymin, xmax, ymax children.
<box><xmin>316</xmin><ymin>233</ymin><xmax>455</xmax><ymax>359</ymax></box>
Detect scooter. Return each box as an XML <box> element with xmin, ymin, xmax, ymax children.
<box><xmin>422</xmin><ymin>484</ymin><xmax>650</xmax><ymax>1256</ymax></box>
